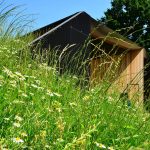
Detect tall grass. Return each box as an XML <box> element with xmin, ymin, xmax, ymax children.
<box><xmin>0</xmin><ymin>3</ymin><xmax>150</xmax><ymax>150</ymax></box>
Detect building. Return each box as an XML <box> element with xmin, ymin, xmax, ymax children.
<box><xmin>29</xmin><ymin>11</ymin><xmax>149</xmax><ymax>103</ymax></box>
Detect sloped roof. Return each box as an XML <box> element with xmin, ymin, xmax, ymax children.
<box><xmin>30</xmin><ymin>12</ymin><xmax>83</xmax><ymax>44</ymax></box>
<box><xmin>30</xmin><ymin>11</ymin><xmax>142</xmax><ymax>50</ymax></box>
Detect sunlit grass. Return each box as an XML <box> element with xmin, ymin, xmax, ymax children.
<box><xmin>0</xmin><ymin>3</ymin><xmax>150</xmax><ymax>150</ymax></box>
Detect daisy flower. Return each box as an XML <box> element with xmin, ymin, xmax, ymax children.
<box><xmin>12</xmin><ymin>137</ymin><xmax>24</xmax><ymax>143</ymax></box>
<box><xmin>13</xmin><ymin>122</ymin><xmax>21</xmax><ymax>127</ymax></box>
<box><xmin>99</xmin><ymin>143</ymin><xmax>106</xmax><ymax>149</ymax></box>
<box><xmin>108</xmin><ymin>147</ymin><xmax>115</xmax><ymax>150</ymax></box>
<box><xmin>95</xmin><ymin>142</ymin><xmax>106</xmax><ymax>149</ymax></box>
<box><xmin>15</xmin><ymin>115</ymin><xmax>23</xmax><ymax>122</ymax></box>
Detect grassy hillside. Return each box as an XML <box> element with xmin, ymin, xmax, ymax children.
<box><xmin>0</xmin><ymin>4</ymin><xmax>150</xmax><ymax>150</ymax></box>
<box><xmin>0</xmin><ymin>38</ymin><xmax>150</xmax><ymax>150</ymax></box>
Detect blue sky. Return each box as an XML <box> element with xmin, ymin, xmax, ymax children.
<box><xmin>8</xmin><ymin>0</ymin><xmax>111</xmax><ymax>30</ymax></box>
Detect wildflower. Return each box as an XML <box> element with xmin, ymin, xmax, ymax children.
<box><xmin>9</xmin><ymin>80</ymin><xmax>17</xmax><ymax>88</ymax></box>
<box><xmin>53</xmin><ymin>92</ymin><xmax>62</xmax><ymax>97</ymax></box>
<box><xmin>49</xmin><ymin>93</ymin><xmax>54</xmax><ymax>97</ymax></box>
<box><xmin>38</xmin><ymin>86</ymin><xmax>44</xmax><ymax>91</ymax></box>
<box><xmin>69</xmin><ymin>102</ymin><xmax>77</xmax><ymax>107</ymax></box>
<box><xmin>29</xmin><ymin>75</ymin><xmax>36</xmax><ymax>79</ymax></box>
<box><xmin>95</xmin><ymin>142</ymin><xmax>99</xmax><ymax>147</ymax></box>
<box><xmin>3</xmin><ymin>67</ymin><xmax>15</xmax><ymax>78</ymax></box>
<box><xmin>108</xmin><ymin>96</ymin><xmax>114</xmax><ymax>102</ymax></box>
<box><xmin>13</xmin><ymin>122</ymin><xmax>21</xmax><ymax>127</ymax></box>
<box><xmin>12</xmin><ymin>51</ymin><xmax>17</xmax><ymax>55</ymax></box>
<box><xmin>52</xmin><ymin>101</ymin><xmax>62</xmax><ymax>112</ymax></box>
<box><xmin>12</xmin><ymin>137</ymin><xmax>24</xmax><ymax>143</ymax></box>
<box><xmin>40</xmin><ymin>130</ymin><xmax>46</xmax><ymax>137</ymax></box>
<box><xmin>21</xmin><ymin>93</ymin><xmax>28</xmax><ymax>98</ymax></box>
<box><xmin>57</xmin><ymin>138</ymin><xmax>64</xmax><ymax>143</ymax></box>
<box><xmin>46</xmin><ymin>107</ymin><xmax>53</xmax><ymax>113</ymax></box>
<box><xmin>45</xmin><ymin>145</ymin><xmax>51</xmax><ymax>148</ymax></box>
<box><xmin>108</xmin><ymin>147</ymin><xmax>115</xmax><ymax>150</ymax></box>
<box><xmin>46</xmin><ymin>91</ymin><xmax>54</xmax><ymax>97</ymax></box>
<box><xmin>31</xmin><ymin>84</ymin><xmax>38</xmax><ymax>89</ymax></box>
<box><xmin>35</xmin><ymin>80</ymin><xmax>41</xmax><ymax>85</ymax></box>
<box><xmin>56</xmin><ymin>107</ymin><xmax>62</xmax><ymax>113</ymax></box>
<box><xmin>83</xmin><ymin>95</ymin><xmax>90</xmax><ymax>101</ymax></box>
<box><xmin>95</xmin><ymin>142</ymin><xmax>106</xmax><ymax>149</ymax></box>
<box><xmin>91</xmin><ymin>88</ymin><xmax>95</xmax><ymax>93</ymax></box>
<box><xmin>21</xmin><ymin>132</ymin><xmax>27</xmax><ymax>137</ymax></box>
<box><xmin>15</xmin><ymin>72</ymin><xmax>25</xmax><ymax>80</ymax></box>
<box><xmin>56</xmin><ymin>118</ymin><xmax>65</xmax><ymax>132</ymax></box>
<box><xmin>13</xmin><ymin>100</ymin><xmax>25</xmax><ymax>104</ymax></box>
<box><xmin>99</xmin><ymin>144</ymin><xmax>106</xmax><ymax>149</ymax></box>
<box><xmin>15</xmin><ymin>115</ymin><xmax>23</xmax><ymax>122</ymax></box>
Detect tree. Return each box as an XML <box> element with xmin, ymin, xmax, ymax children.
<box><xmin>100</xmin><ymin>0</ymin><xmax>150</xmax><ymax>51</ymax></box>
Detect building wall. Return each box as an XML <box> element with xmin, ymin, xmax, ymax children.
<box><xmin>90</xmin><ymin>48</ymin><xmax>145</xmax><ymax>103</ymax></box>
<box><xmin>32</xmin><ymin>13</ymin><xmax>91</xmax><ymax>77</ymax></box>
<box><xmin>116</xmin><ymin>49</ymin><xmax>144</xmax><ymax>103</ymax></box>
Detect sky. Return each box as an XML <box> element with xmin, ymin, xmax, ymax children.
<box><xmin>7</xmin><ymin>0</ymin><xmax>112</xmax><ymax>30</ymax></box>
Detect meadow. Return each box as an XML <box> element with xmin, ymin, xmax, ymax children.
<box><xmin>0</xmin><ymin>4</ymin><xmax>150</xmax><ymax>150</ymax></box>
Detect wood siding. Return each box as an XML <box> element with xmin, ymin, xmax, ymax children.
<box><xmin>90</xmin><ymin>48</ymin><xmax>145</xmax><ymax>103</ymax></box>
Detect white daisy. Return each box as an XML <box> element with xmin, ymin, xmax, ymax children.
<box><xmin>15</xmin><ymin>115</ymin><xmax>23</xmax><ymax>122</ymax></box>
<box><xmin>12</xmin><ymin>137</ymin><xmax>24</xmax><ymax>143</ymax></box>
<box><xmin>13</xmin><ymin>122</ymin><xmax>21</xmax><ymax>127</ymax></box>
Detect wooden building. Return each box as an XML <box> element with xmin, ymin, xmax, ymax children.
<box><xmin>29</xmin><ymin>11</ymin><xmax>149</xmax><ymax>103</ymax></box>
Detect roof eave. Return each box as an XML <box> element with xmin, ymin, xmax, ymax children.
<box><xmin>90</xmin><ymin>21</ymin><xmax>142</xmax><ymax>50</ymax></box>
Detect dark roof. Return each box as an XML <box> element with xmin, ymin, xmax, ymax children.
<box><xmin>30</xmin><ymin>11</ymin><xmax>84</xmax><ymax>44</ymax></box>
<box><xmin>31</xmin><ymin>12</ymin><xmax>80</xmax><ymax>35</ymax></box>
<box><xmin>30</xmin><ymin>11</ymin><xmax>142</xmax><ymax>50</ymax></box>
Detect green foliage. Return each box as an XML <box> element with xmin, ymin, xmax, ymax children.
<box><xmin>100</xmin><ymin>0</ymin><xmax>150</xmax><ymax>51</ymax></box>
<box><xmin>0</xmin><ymin>44</ymin><xmax>150</xmax><ymax>149</ymax></box>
